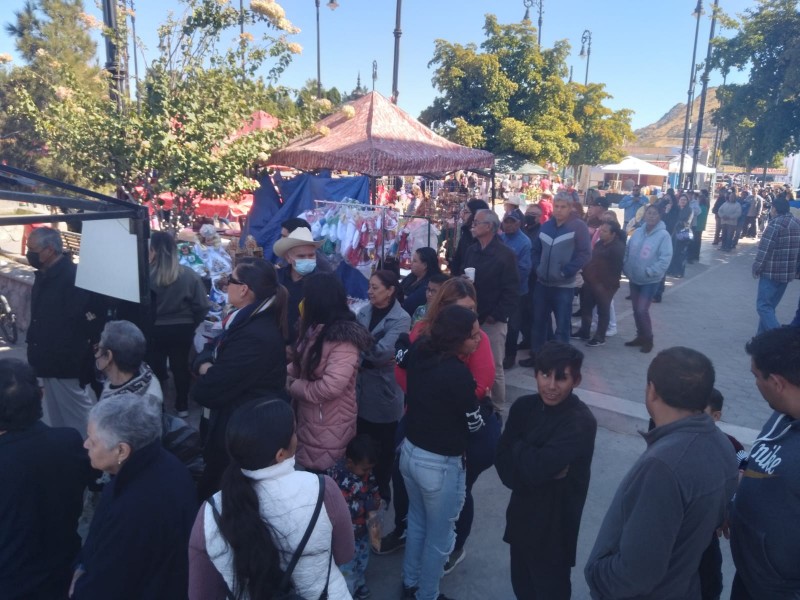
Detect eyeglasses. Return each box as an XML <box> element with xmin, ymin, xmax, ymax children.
<box><xmin>471</xmin><ymin>221</ymin><xmax>491</xmax><ymax>227</ymax></box>
<box><xmin>425</xmin><ymin>287</ymin><xmax>437</xmax><ymax>295</ymax></box>
<box><xmin>227</xmin><ymin>275</ymin><xmax>245</xmax><ymax>287</ymax></box>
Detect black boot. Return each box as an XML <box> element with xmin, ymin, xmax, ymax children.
<box><xmin>640</xmin><ymin>338</ymin><xmax>654</xmax><ymax>353</ymax></box>
<box><xmin>625</xmin><ymin>337</ymin><xmax>644</xmax><ymax>347</ymax></box>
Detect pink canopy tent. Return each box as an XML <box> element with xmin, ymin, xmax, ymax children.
<box><xmin>268</xmin><ymin>91</ymin><xmax>494</xmax><ymax>177</ymax></box>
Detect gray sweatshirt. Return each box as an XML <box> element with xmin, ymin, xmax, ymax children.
<box><xmin>585</xmin><ymin>414</ymin><xmax>738</xmax><ymax>599</ymax></box>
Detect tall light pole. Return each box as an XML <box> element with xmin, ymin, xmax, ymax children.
<box><xmin>101</xmin><ymin>0</ymin><xmax>126</xmax><ymax>111</ymax></box>
<box><xmin>579</xmin><ymin>30</ymin><xmax>592</xmax><ymax>86</ymax></box>
<box><xmin>522</xmin><ymin>0</ymin><xmax>543</xmax><ymax>47</ymax></box>
<box><xmin>391</xmin><ymin>0</ymin><xmax>403</xmax><ymax>103</ymax></box>
<box><xmin>678</xmin><ymin>0</ymin><xmax>703</xmax><ymax>191</ymax></box>
<box><xmin>690</xmin><ymin>0</ymin><xmax>719</xmax><ymax>189</ymax></box>
<box><xmin>315</xmin><ymin>0</ymin><xmax>340</xmax><ymax>99</ymax></box>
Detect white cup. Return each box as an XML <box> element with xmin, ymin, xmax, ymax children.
<box><xmin>464</xmin><ymin>267</ymin><xmax>476</xmax><ymax>282</ymax></box>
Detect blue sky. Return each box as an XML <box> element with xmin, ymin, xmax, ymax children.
<box><xmin>1</xmin><ymin>0</ymin><xmax>756</xmax><ymax>130</ymax></box>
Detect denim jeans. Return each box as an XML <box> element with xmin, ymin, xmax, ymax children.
<box><xmin>756</xmin><ymin>276</ymin><xmax>789</xmax><ymax>334</ymax></box>
<box><xmin>629</xmin><ymin>281</ymin><xmax>660</xmax><ymax>341</ymax></box>
<box><xmin>532</xmin><ymin>283</ymin><xmax>574</xmax><ymax>352</ymax></box>
<box><xmin>400</xmin><ymin>440</ymin><xmax>466</xmax><ymax>600</ymax></box>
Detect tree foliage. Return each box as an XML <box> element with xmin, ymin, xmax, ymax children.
<box><xmin>711</xmin><ymin>0</ymin><xmax>800</xmax><ymax>169</ymax></box>
<box><xmin>420</xmin><ymin>14</ymin><xmax>632</xmax><ymax>167</ymax></box>
<box><xmin>568</xmin><ymin>82</ymin><xmax>633</xmax><ymax>168</ymax></box>
<box><xmin>3</xmin><ymin>0</ymin><xmax>329</xmax><ymax>227</ymax></box>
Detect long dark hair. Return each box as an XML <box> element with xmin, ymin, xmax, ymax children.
<box><xmin>294</xmin><ymin>273</ymin><xmax>355</xmax><ymax>376</ymax></box>
<box><xmin>217</xmin><ymin>398</ymin><xmax>296</xmax><ymax>599</ymax></box>
<box><xmin>419</xmin><ymin>304</ymin><xmax>477</xmax><ymax>358</ymax></box>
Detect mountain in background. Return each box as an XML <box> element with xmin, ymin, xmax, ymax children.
<box><xmin>630</xmin><ymin>87</ymin><xmax>720</xmax><ymax>150</ymax></box>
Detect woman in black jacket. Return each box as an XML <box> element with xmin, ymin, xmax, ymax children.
<box><xmin>72</xmin><ymin>394</ymin><xmax>197</xmax><ymax>599</ymax></box>
<box><xmin>398</xmin><ymin>305</ymin><xmax>483</xmax><ymax>600</ymax></box>
<box><xmin>190</xmin><ymin>260</ymin><xmax>288</xmax><ymax>500</ymax></box>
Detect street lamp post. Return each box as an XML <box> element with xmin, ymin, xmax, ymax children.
<box><xmin>690</xmin><ymin>0</ymin><xmax>720</xmax><ymax>189</ymax></box>
<box><xmin>315</xmin><ymin>0</ymin><xmax>340</xmax><ymax>99</ymax></box>
<box><xmin>678</xmin><ymin>0</ymin><xmax>703</xmax><ymax>191</ymax></box>
<box><xmin>391</xmin><ymin>0</ymin><xmax>403</xmax><ymax>103</ymax></box>
<box><xmin>522</xmin><ymin>0</ymin><xmax>543</xmax><ymax>47</ymax></box>
<box><xmin>579</xmin><ymin>29</ymin><xmax>592</xmax><ymax>86</ymax></box>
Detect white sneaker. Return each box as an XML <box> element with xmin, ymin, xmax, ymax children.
<box><xmin>606</xmin><ymin>328</ymin><xmax>617</xmax><ymax>337</ymax></box>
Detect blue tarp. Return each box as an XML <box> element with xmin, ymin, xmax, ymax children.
<box><xmin>243</xmin><ymin>171</ymin><xmax>370</xmax><ymax>262</ymax></box>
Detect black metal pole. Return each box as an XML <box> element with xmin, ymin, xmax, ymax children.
<box><xmin>391</xmin><ymin>0</ymin><xmax>403</xmax><ymax>103</ymax></box>
<box><xmin>679</xmin><ymin>0</ymin><xmax>703</xmax><ymax>191</ymax></box>
<box><xmin>101</xmin><ymin>0</ymin><xmax>126</xmax><ymax>111</ymax></box>
<box><xmin>690</xmin><ymin>0</ymin><xmax>719</xmax><ymax>189</ymax></box>
<box><xmin>711</xmin><ymin>71</ymin><xmax>727</xmax><ymax>167</ymax></box>
<box><xmin>537</xmin><ymin>1</ymin><xmax>543</xmax><ymax>47</ymax></box>
<box><xmin>315</xmin><ymin>0</ymin><xmax>322</xmax><ymax>99</ymax></box>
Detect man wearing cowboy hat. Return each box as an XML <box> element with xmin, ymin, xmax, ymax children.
<box><xmin>274</xmin><ymin>227</ymin><xmax>324</xmax><ymax>345</ymax></box>
<box><xmin>503</xmin><ymin>195</ymin><xmax>525</xmax><ymax>223</ymax></box>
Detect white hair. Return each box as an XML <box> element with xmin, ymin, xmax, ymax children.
<box><xmin>89</xmin><ymin>393</ymin><xmax>162</xmax><ymax>451</ymax></box>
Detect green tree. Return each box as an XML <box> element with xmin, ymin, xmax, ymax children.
<box><xmin>711</xmin><ymin>0</ymin><xmax>800</xmax><ymax>169</ymax></box>
<box><xmin>0</xmin><ymin>0</ymin><xmax>105</xmax><ymax>179</ymax></box>
<box><xmin>422</xmin><ymin>15</ymin><xmax>585</xmax><ymax>166</ymax></box>
<box><xmin>568</xmin><ymin>82</ymin><xmax>634</xmax><ymax>168</ymax></box>
<box><xmin>6</xmin><ymin>0</ymin><xmax>323</xmax><ymax>228</ymax></box>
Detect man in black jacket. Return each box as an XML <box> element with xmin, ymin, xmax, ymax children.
<box><xmin>496</xmin><ymin>342</ymin><xmax>597</xmax><ymax>600</ymax></box>
<box><xmin>26</xmin><ymin>227</ymin><xmax>94</xmax><ymax>435</ymax></box>
<box><xmin>463</xmin><ymin>209</ymin><xmax>519</xmax><ymax>416</ymax></box>
<box><xmin>0</xmin><ymin>358</ymin><xmax>92</xmax><ymax>599</ymax></box>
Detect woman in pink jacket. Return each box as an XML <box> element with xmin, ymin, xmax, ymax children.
<box><xmin>288</xmin><ymin>273</ymin><xmax>372</xmax><ymax>472</ymax></box>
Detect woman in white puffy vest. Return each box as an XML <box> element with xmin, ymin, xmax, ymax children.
<box><xmin>188</xmin><ymin>398</ymin><xmax>355</xmax><ymax>600</ymax></box>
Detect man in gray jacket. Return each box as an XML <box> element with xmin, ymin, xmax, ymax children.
<box><xmin>585</xmin><ymin>347</ymin><xmax>738</xmax><ymax>599</ymax></box>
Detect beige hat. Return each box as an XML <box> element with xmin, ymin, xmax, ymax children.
<box><xmin>272</xmin><ymin>227</ymin><xmax>322</xmax><ymax>258</ymax></box>
<box><xmin>503</xmin><ymin>196</ymin><xmax>522</xmax><ymax>206</ymax></box>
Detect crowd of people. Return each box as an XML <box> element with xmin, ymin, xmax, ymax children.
<box><xmin>2</xmin><ymin>177</ymin><xmax>800</xmax><ymax>600</ymax></box>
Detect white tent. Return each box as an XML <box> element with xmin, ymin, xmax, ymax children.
<box><xmin>668</xmin><ymin>154</ymin><xmax>715</xmax><ymax>174</ymax></box>
<box><xmin>601</xmin><ymin>156</ymin><xmax>669</xmax><ymax>178</ymax></box>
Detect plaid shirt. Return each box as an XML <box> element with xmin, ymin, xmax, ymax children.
<box><xmin>753</xmin><ymin>213</ymin><xmax>800</xmax><ymax>282</ymax></box>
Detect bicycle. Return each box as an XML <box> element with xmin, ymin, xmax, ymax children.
<box><xmin>0</xmin><ymin>294</ymin><xmax>18</xmax><ymax>344</ymax></box>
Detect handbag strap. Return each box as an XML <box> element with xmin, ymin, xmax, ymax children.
<box><xmin>207</xmin><ymin>474</ymin><xmax>326</xmax><ymax>599</ymax></box>
<box><xmin>278</xmin><ymin>473</ymin><xmax>326</xmax><ymax>592</ymax></box>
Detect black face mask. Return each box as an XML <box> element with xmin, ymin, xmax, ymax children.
<box><xmin>26</xmin><ymin>250</ymin><xmax>43</xmax><ymax>270</ymax></box>
<box><xmin>523</xmin><ymin>215</ymin><xmax>539</xmax><ymax>228</ymax></box>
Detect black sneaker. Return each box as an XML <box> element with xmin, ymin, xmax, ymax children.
<box><xmin>586</xmin><ymin>338</ymin><xmax>605</xmax><ymax>347</ymax></box>
<box><xmin>571</xmin><ymin>329</ymin><xmax>590</xmax><ymax>340</ymax></box>
<box><xmin>374</xmin><ymin>530</ymin><xmax>406</xmax><ymax>555</ymax></box>
<box><xmin>354</xmin><ymin>584</ymin><xmax>371</xmax><ymax>599</ymax></box>
<box><xmin>443</xmin><ymin>547</ymin><xmax>466</xmax><ymax>575</ymax></box>
<box><xmin>502</xmin><ymin>356</ymin><xmax>516</xmax><ymax>370</ymax></box>
<box><xmin>401</xmin><ymin>584</ymin><xmax>418</xmax><ymax>599</ymax></box>
<box><xmin>518</xmin><ymin>356</ymin><xmax>536</xmax><ymax>368</ymax></box>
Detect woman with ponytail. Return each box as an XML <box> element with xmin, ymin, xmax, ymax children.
<box><xmin>190</xmin><ymin>259</ymin><xmax>289</xmax><ymax>500</ymax></box>
<box><xmin>189</xmin><ymin>399</ymin><xmax>354</xmax><ymax>599</ymax></box>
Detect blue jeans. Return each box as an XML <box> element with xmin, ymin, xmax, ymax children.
<box><xmin>629</xmin><ymin>281</ymin><xmax>660</xmax><ymax>341</ymax></box>
<box><xmin>400</xmin><ymin>440</ymin><xmax>466</xmax><ymax>600</ymax></box>
<box><xmin>756</xmin><ymin>276</ymin><xmax>789</xmax><ymax>334</ymax></box>
<box><xmin>532</xmin><ymin>283</ymin><xmax>574</xmax><ymax>352</ymax></box>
